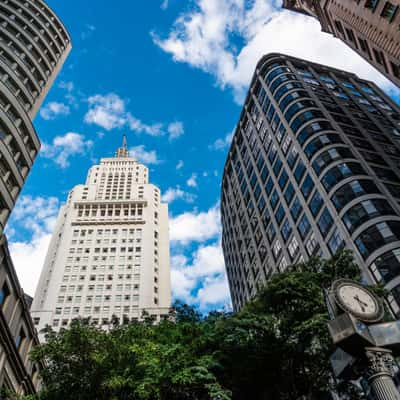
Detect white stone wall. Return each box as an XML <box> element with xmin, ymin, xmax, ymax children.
<box><xmin>31</xmin><ymin>153</ymin><xmax>171</xmax><ymax>340</ymax></box>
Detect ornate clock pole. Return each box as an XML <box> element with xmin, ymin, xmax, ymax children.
<box><xmin>326</xmin><ymin>279</ymin><xmax>400</xmax><ymax>400</ymax></box>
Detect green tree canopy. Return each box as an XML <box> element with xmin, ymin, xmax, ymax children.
<box><xmin>19</xmin><ymin>251</ymin><xmax>374</xmax><ymax>400</ymax></box>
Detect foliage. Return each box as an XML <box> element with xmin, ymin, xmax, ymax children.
<box><xmin>18</xmin><ymin>251</ymin><xmax>371</xmax><ymax>400</ymax></box>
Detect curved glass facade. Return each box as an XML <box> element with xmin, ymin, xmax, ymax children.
<box><xmin>221</xmin><ymin>53</ymin><xmax>400</xmax><ymax>314</ymax></box>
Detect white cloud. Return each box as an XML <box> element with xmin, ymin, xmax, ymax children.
<box><xmin>210</xmin><ymin>130</ymin><xmax>234</xmax><ymax>151</ymax></box>
<box><xmin>169</xmin><ymin>203</ymin><xmax>221</xmax><ymax>244</ymax></box>
<box><xmin>167</xmin><ymin>121</ymin><xmax>185</xmax><ymax>140</ymax></box>
<box><xmin>153</xmin><ymin>0</ymin><xmax>399</xmax><ymax>103</ymax></box>
<box><xmin>186</xmin><ymin>173</ymin><xmax>198</xmax><ymax>188</ymax></box>
<box><xmin>160</xmin><ymin>0</ymin><xmax>169</xmax><ymax>10</ymax></box>
<box><xmin>161</xmin><ymin>186</ymin><xmax>195</xmax><ymax>203</ymax></box>
<box><xmin>7</xmin><ymin>196</ymin><xmax>60</xmax><ymax>296</ymax></box>
<box><xmin>129</xmin><ymin>145</ymin><xmax>160</xmax><ymax>164</ymax></box>
<box><xmin>176</xmin><ymin>160</ymin><xmax>184</xmax><ymax>170</ymax></box>
<box><xmin>41</xmin><ymin>132</ymin><xmax>93</xmax><ymax>168</ymax></box>
<box><xmin>40</xmin><ymin>101</ymin><xmax>70</xmax><ymax>120</ymax></box>
<box><xmin>171</xmin><ymin>241</ymin><xmax>231</xmax><ymax>310</ymax></box>
<box><xmin>84</xmin><ymin>93</ymin><xmax>179</xmax><ymax>137</ymax></box>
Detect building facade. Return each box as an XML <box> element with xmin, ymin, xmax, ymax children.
<box><xmin>0</xmin><ymin>0</ymin><xmax>71</xmax><ymax>233</ymax></box>
<box><xmin>31</xmin><ymin>138</ymin><xmax>171</xmax><ymax>339</ymax></box>
<box><xmin>282</xmin><ymin>0</ymin><xmax>400</xmax><ymax>88</ymax></box>
<box><xmin>0</xmin><ymin>0</ymin><xmax>71</xmax><ymax>396</ymax></box>
<box><xmin>0</xmin><ymin>235</ymin><xmax>42</xmax><ymax>397</ymax></box>
<box><xmin>221</xmin><ymin>53</ymin><xmax>400</xmax><ymax>313</ymax></box>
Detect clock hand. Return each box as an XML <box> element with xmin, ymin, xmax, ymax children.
<box><xmin>354</xmin><ymin>295</ymin><xmax>368</xmax><ymax>312</ymax></box>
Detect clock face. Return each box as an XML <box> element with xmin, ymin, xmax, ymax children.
<box><xmin>333</xmin><ymin>280</ymin><xmax>384</xmax><ymax>323</ymax></box>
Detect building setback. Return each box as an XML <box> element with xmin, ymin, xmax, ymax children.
<box><xmin>31</xmin><ymin>138</ymin><xmax>171</xmax><ymax>340</ymax></box>
<box><xmin>221</xmin><ymin>53</ymin><xmax>400</xmax><ymax>313</ymax></box>
<box><xmin>282</xmin><ymin>0</ymin><xmax>400</xmax><ymax>88</ymax></box>
<box><xmin>0</xmin><ymin>0</ymin><xmax>71</xmax><ymax>395</ymax></box>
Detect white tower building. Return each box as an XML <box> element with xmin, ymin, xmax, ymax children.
<box><xmin>31</xmin><ymin>137</ymin><xmax>171</xmax><ymax>339</ymax></box>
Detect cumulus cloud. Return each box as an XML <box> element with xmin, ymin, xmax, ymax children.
<box><xmin>153</xmin><ymin>0</ymin><xmax>399</xmax><ymax>103</ymax></box>
<box><xmin>40</xmin><ymin>101</ymin><xmax>70</xmax><ymax>120</ymax></box>
<box><xmin>129</xmin><ymin>145</ymin><xmax>160</xmax><ymax>164</ymax></box>
<box><xmin>169</xmin><ymin>203</ymin><xmax>221</xmax><ymax>244</ymax></box>
<box><xmin>167</xmin><ymin>121</ymin><xmax>185</xmax><ymax>140</ymax></box>
<box><xmin>176</xmin><ymin>160</ymin><xmax>184</xmax><ymax>170</ymax></box>
<box><xmin>186</xmin><ymin>173</ymin><xmax>198</xmax><ymax>188</ymax></box>
<box><xmin>7</xmin><ymin>196</ymin><xmax>60</xmax><ymax>296</ymax></box>
<box><xmin>171</xmin><ymin>242</ymin><xmax>231</xmax><ymax>310</ymax></box>
<box><xmin>210</xmin><ymin>130</ymin><xmax>234</xmax><ymax>151</ymax></box>
<box><xmin>161</xmin><ymin>186</ymin><xmax>196</xmax><ymax>203</ymax></box>
<box><xmin>84</xmin><ymin>93</ymin><xmax>184</xmax><ymax>137</ymax></box>
<box><xmin>41</xmin><ymin>132</ymin><xmax>93</xmax><ymax>168</ymax></box>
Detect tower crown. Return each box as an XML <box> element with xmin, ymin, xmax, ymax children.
<box><xmin>115</xmin><ymin>134</ymin><xmax>129</xmax><ymax>158</ymax></box>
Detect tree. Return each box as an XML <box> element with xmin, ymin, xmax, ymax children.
<box><xmin>19</xmin><ymin>251</ymin><xmax>373</xmax><ymax>400</ymax></box>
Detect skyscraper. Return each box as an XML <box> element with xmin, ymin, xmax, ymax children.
<box><xmin>282</xmin><ymin>0</ymin><xmax>400</xmax><ymax>88</ymax></box>
<box><xmin>0</xmin><ymin>0</ymin><xmax>72</xmax><ymax>233</ymax></box>
<box><xmin>31</xmin><ymin>138</ymin><xmax>171</xmax><ymax>339</ymax></box>
<box><xmin>221</xmin><ymin>53</ymin><xmax>400</xmax><ymax>313</ymax></box>
<box><xmin>0</xmin><ymin>0</ymin><xmax>71</xmax><ymax>395</ymax></box>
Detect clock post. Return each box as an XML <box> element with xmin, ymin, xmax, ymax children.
<box><xmin>326</xmin><ymin>279</ymin><xmax>400</xmax><ymax>400</ymax></box>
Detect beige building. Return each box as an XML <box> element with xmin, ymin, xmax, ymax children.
<box><xmin>283</xmin><ymin>0</ymin><xmax>400</xmax><ymax>88</ymax></box>
<box><xmin>31</xmin><ymin>138</ymin><xmax>171</xmax><ymax>340</ymax></box>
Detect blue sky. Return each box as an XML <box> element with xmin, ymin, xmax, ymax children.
<box><xmin>6</xmin><ymin>0</ymin><xmax>400</xmax><ymax>311</ymax></box>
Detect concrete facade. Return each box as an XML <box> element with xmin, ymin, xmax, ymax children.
<box><xmin>282</xmin><ymin>0</ymin><xmax>400</xmax><ymax>88</ymax></box>
<box><xmin>221</xmin><ymin>53</ymin><xmax>400</xmax><ymax>313</ymax></box>
<box><xmin>31</xmin><ymin>139</ymin><xmax>172</xmax><ymax>340</ymax></box>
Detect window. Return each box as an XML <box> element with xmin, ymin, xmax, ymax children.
<box><xmin>380</xmin><ymin>2</ymin><xmax>398</xmax><ymax>20</ymax></box>
<box><xmin>288</xmin><ymin>236</ymin><xmax>299</xmax><ymax>259</ymax></box>
<box><xmin>275</xmin><ymin>205</ymin><xmax>285</xmax><ymax>225</ymax></box>
<box><xmin>331</xmin><ymin>179</ymin><xmax>380</xmax><ymax>210</ymax></box>
<box><xmin>365</xmin><ymin>0</ymin><xmax>380</xmax><ymax>11</ymax></box>
<box><xmin>309</xmin><ymin>191</ymin><xmax>323</xmax><ymax>217</ymax></box>
<box><xmin>306</xmin><ymin>233</ymin><xmax>319</xmax><ymax>256</ymax></box>
<box><xmin>298</xmin><ymin>214</ymin><xmax>311</xmax><ymax>239</ymax></box>
<box><xmin>328</xmin><ymin>229</ymin><xmax>345</xmax><ymax>254</ymax></box>
<box><xmin>291</xmin><ymin>197</ymin><xmax>302</xmax><ymax>221</ymax></box>
<box><xmin>301</xmin><ymin>174</ymin><xmax>314</xmax><ymax>199</ymax></box>
<box><xmin>370</xmin><ymin>248</ymin><xmax>400</xmax><ymax>283</ymax></box>
<box><xmin>322</xmin><ymin>163</ymin><xmax>366</xmax><ymax>192</ymax></box>
<box><xmin>342</xmin><ymin>199</ymin><xmax>394</xmax><ymax>233</ymax></box>
<box><xmin>312</xmin><ymin>147</ymin><xmax>354</xmax><ymax>175</ymax></box>
<box><xmin>318</xmin><ymin>208</ymin><xmax>333</xmax><ymax>237</ymax></box>
<box><xmin>294</xmin><ymin>159</ymin><xmax>306</xmax><ymax>183</ymax></box>
<box><xmin>0</xmin><ymin>281</ymin><xmax>10</xmax><ymax>307</ymax></box>
<box><xmin>281</xmin><ymin>219</ymin><xmax>292</xmax><ymax>242</ymax></box>
<box><xmin>273</xmin><ymin>240</ymin><xmax>282</xmax><ymax>259</ymax></box>
<box><xmin>284</xmin><ymin>183</ymin><xmax>295</xmax><ymax>205</ymax></box>
<box><xmin>355</xmin><ymin>221</ymin><xmax>400</xmax><ymax>259</ymax></box>
<box><xmin>15</xmin><ymin>328</ymin><xmax>26</xmax><ymax>350</ymax></box>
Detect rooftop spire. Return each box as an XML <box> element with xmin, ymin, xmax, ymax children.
<box><xmin>115</xmin><ymin>134</ymin><xmax>129</xmax><ymax>158</ymax></box>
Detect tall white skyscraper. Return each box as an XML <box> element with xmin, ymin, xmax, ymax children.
<box><xmin>31</xmin><ymin>137</ymin><xmax>171</xmax><ymax>338</ymax></box>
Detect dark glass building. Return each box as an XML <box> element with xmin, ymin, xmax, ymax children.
<box><xmin>221</xmin><ymin>53</ymin><xmax>400</xmax><ymax>313</ymax></box>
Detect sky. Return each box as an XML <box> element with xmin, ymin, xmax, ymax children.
<box><xmin>5</xmin><ymin>0</ymin><xmax>400</xmax><ymax>312</ymax></box>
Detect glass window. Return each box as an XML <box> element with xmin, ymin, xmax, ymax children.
<box><xmin>278</xmin><ymin>169</ymin><xmax>288</xmax><ymax>189</ymax></box>
<box><xmin>355</xmin><ymin>221</ymin><xmax>400</xmax><ymax>259</ymax></box>
<box><xmin>331</xmin><ymin>179</ymin><xmax>380</xmax><ymax>210</ymax></box>
<box><xmin>306</xmin><ymin>233</ymin><xmax>319</xmax><ymax>256</ymax></box>
<box><xmin>298</xmin><ymin>214</ymin><xmax>311</xmax><ymax>239</ymax></box>
<box><xmin>318</xmin><ymin>208</ymin><xmax>333</xmax><ymax>237</ymax></box>
<box><xmin>309</xmin><ymin>191</ymin><xmax>323</xmax><ymax>217</ymax></box>
<box><xmin>290</xmin><ymin>110</ymin><xmax>325</xmax><ymax>133</ymax></box>
<box><xmin>312</xmin><ymin>147</ymin><xmax>354</xmax><ymax>174</ymax></box>
<box><xmin>284</xmin><ymin>182</ymin><xmax>295</xmax><ymax>205</ymax></box>
<box><xmin>370</xmin><ymin>248</ymin><xmax>400</xmax><ymax>283</ymax></box>
<box><xmin>265</xmin><ymin>177</ymin><xmax>274</xmax><ymax>195</ymax></box>
<box><xmin>270</xmin><ymin>190</ymin><xmax>279</xmax><ymax>210</ymax></box>
<box><xmin>328</xmin><ymin>229</ymin><xmax>345</xmax><ymax>255</ymax></box>
<box><xmin>281</xmin><ymin>219</ymin><xmax>292</xmax><ymax>242</ymax></box>
<box><xmin>267</xmin><ymin>223</ymin><xmax>276</xmax><ymax>243</ymax></box>
<box><xmin>288</xmin><ymin>236</ymin><xmax>299</xmax><ymax>259</ymax></box>
<box><xmin>298</xmin><ymin>121</ymin><xmax>333</xmax><ymax>146</ymax></box>
<box><xmin>294</xmin><ymin>159</ymin><xmax>306</xmax><ymax>183</ymax></box>
<box><xmin>0</xmin><ymin>282</ymin><xmax>10</xmax><ymax>306</ymax></box>
<box><xmin>287</xmin><ymin>146</ymin><xmax>299</xmax><ymax>168</ymax></box>
<box><xmin>273</xmin><ymin>240</ymin><xmax>282</xmax><ymax>259</ymax></box>
<box><xmin>275</xmin><ymin>204</ymin><xmax>285</xmax><ymax>225</ymax></box>
<box><xmin>301</xmin><ymin>174</ymin><xmax>314</xmax><ymax>199</ymax></box>
<box><xmin>343</xmin><ymin>199</ymin><xmax>394</xmax><ymax>233</ymax></box>
<box><xmin>305</xmin><ymin>134</ymin><xmax>343</xmax><ymax>160</ymax></box>
<box><xmin>291</xmin><ymin>197</ymin><xmax>302</xmax><ymax>221</ymax></box>
<box><xmin>273</xmin><ymin>158</ymin><xmax>283</xmax><ymax>177</ymax></box>
<box><xmin>322</xmin><ymin>163</ymin><xmax>366</xmax><ymax>192</ymax></box>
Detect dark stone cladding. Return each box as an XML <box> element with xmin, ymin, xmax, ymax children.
<box><xmin>221</xmin><ymin>53</ymin><xmax>400</xmax><ymax>313</ymax></box>
<box><xmin>0</xmin><ymin>234</ymin><xmax>43</xmax><ymax>395</ymax></box>
<box><xmin>0</xmin><ymin>0</ymin><xmax>71</xmax><ymax>233</ymax></box>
